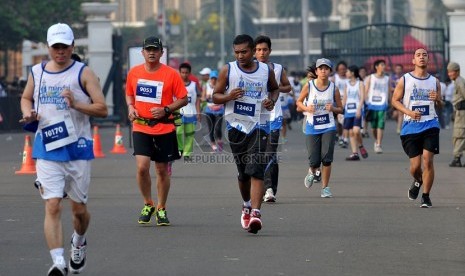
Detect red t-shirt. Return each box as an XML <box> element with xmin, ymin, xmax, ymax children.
<box><xmin>126</xmin><ymin>64</ymin><xmax>187</xmax><ymax>135</ymax></box>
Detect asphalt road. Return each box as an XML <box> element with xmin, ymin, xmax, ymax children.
<box><xmin>1</xmin><ymin>119</ymin><xmax>464</xmax><ymax>276</ymax></box>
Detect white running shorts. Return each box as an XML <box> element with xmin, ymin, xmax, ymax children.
<box><xmin>36</xmin><ymin>159</ymin><xmax>91</xmax><ymax>204</ymax></box>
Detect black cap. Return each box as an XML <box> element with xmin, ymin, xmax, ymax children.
<box><xmin>143</xmin><ymin>36</ymin><xmax>163</xmax><ymax>49</ymax></box>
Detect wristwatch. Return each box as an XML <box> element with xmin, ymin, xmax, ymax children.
<box><xmin>164</xmin><ymin>106</ymin><xmax>172</xmax><ymax>115</ymax></box>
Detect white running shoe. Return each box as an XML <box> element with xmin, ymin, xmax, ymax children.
<box><xmin>69</xmin><ymin>236</ymin><xmax>87</xmax><ymax>274</ymax></box>
<box><xmin>263</xmin><ymin>188</ymin><xmax>276</xmax><ymax>203</ymax></box>
<box><xmin>374</xmin><ymin>143</ymin><xmax>383</xmax><ymax>154</ymax></box>
<box><xmin>48</xmin><ymin>256</ymin><xmax>68</xmax><ymax>276</ymax></box>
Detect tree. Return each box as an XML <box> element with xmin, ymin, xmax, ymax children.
<box><xmin>0</xmin><ymin>0</ymin><xmax>89</xmax><ymax>77</ymax></box>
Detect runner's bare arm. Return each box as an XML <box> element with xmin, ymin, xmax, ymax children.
<box><xmin>264</xmin><ymin>69</ymin><xmax>279</xmax><ymax>110</ymax></box>
<box><xmin>19</xmin><ymin>74</ymin><xmax>38</xmax><ymax>123</ymax></box>
<box><xmin>213</xmin><ymin>65</ymin><xmax>243</xmax><ymax>104</ymax></box>
<box><xmin>62</xmin><ymin>67</ymin><xmax>108</xmax><ymax>118</ymax></box>
<box><xmin>296</xmin><ymin>83</ymin><xmax>309</xmax><ymax>112</ymax></box>
<box><xmin>392</xmin><ymin>77</ymin><xmax>419</xmax><ymax>120</ymax></box>
<box><xmin>279</xmin><ymin>69</ymin><xmax>292</xmax><ymax>93</ymax></box>
<box><xmin>330</xmin><ymin>87</ymin><xmax>344</xmax><ymax>114</ymax></box>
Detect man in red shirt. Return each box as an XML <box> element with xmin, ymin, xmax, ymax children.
<box><xmin>126</xmin><ymin>36</ymin><xmax>188</xmax><ymax>226</ymax></box>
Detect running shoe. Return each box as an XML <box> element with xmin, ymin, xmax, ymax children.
<box><xmin>69</xmin><ymin>236</ymin><xmax>86</xmax><ymax>274</ymax></box>
<box><xmin>211</xmin><ymin>143</ymin><xmax>218</xmax><ymax>152</ymax></box>
<box><xmin>247</xmin><ymin>210</ymin><xmax>262</xmax><ymax>234</ymax></box>
<box><xmin>241</xmin><ymin>205</ymin><xmax>252</xmax><ymax>230</ymax></box>
<box><xmin>138</xmin><ymin>204</ymin><xmax>155</xmax><ymax>224</ymax></box>
<box><xmin>420</xmin><ymin>194</ymin><xmax>432</xmax><ymax>208</ymax></box>
<box><xmin>48</xmin><ymin>256</ymin><xmax>68</xmax><ymax>276</ymax></box>
<box><xmin>374</xmin><ymin>143</ymin><xmax>383</xmax><ymax>154</ymax></box>
<box><xmin>183</xmin><ymin>156</ymin><xmax>193</xmax><ymax>162</ymax></box>
<box><xmin>263</xmin><ymin>188</ymin><xmax>276</xmax><ymax>203</ymax></box>
<box><xmin>345</xmin><ymin>153</ymin><xmax>360</xmax><ymax>161</ymax></box>
<box><xmin>321</xmin><ymin>187</ymin><xmax>333</xmax><ymax>198</ymax></box>
<box><xmin>408</xmin><ymin>180</ymin><xmax>422</xmax><ymax>200</ymax></box>
<box><xmin>155</xmin><ymin>208</ymin><xmax>170</xmax><ymax>226</ymax></box>
<box><xmin>314</xmin><ymin>169</ymin><xmax>322</xmax><ymax>183</ymax></box>
<box><xmin>304</xmin><ymin>172</ymin><xmax>314</xmax><ymax>188</ymax></box>
<box><xmin>359</xmin><ymin>145</ymin><xmax>368</xmax><ymax>158</ymax></box>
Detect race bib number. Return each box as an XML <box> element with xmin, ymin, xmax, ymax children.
<box><xmin>347</xmin><ymin>103</ymin><xmax>356</xmax><ymax>110</ymax></box>
<box><xmin>41</xmin><ymin>114</ymin><xmax>77</xmax><ymax>151</ymax></box>
<box><xmin>234</xmin><ymin>101</ymin><xmax>255</xmax><ymax>116</ymax></box>
<box><xmin>313</xmin><ymin>114</ymin><xmax>330</xmax><ymax>126</ymax></box>
<box><xmin>372</xmin><ymin>95</ymin><xmax>382</xmax><ymax>102</ymax></box>
<box><xmin>135</xmin><ymin>79</ymin><xmax>163</xmax><ymax>104</ymax></box>
<box><xmin>413</xmin><ymin>105</ymin><xmax>430</xmax><ymax>116</ymax></box>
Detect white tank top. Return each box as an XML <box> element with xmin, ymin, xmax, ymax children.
<box><xmin>34</xmin><ymin>61</ymin><xmax>91</xmax><ymax>140</ymax></box>
<box><xmin>224</xmin><ymin>61</ymin><xmax>270</xmax><ymax>134</ymax></box>
<box><xmin>403</xmin><ymin>73</ymin><xmax>437</xmax><ymax>122</ymax></box>
<box><xmin>367</xmin><ymin>74</ymin><xmax>390</xmax><ymax>109</ymax></box>
<box><xmin>334</xmin><ymin>74</ymin><xmax>347</xmax><ymax>100</ymax></box>
<box><xmin>180</xmin><ymin>81</ymin><xmax>197</xmax><ymax>116</ymax></box>
<box><xmin>31</xmin><ymin>61</ymin><xmax>93</xmax><ymax>160</ymax></box>
<box><xmin>344</xmin><ymin>80</ymin><xmax>361</xmax><ymax>117</ymax></box>
<box><xmin>270</xmin><ymin>63</ymin><xmax>283</xmax><ymax>123</ymax></box>
<box><xmin>306</xmin><ymin>80</ymin><xmax>336</xmax><ymax>130</ymax></box>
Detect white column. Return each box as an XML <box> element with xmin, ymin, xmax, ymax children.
<box><xmin>444</xmin><ymin>0</ymin><xmax>465</xmax><ymax>70</ymax></box>
<box><xmin>81</xmin><ymin>2</ymin><xmax>118</xmax><ymax>114</ymax></box>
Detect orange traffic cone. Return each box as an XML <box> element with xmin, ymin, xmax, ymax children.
<box><xmin>92</xmin><ymin>126</ymin><xmax>105</xmax><ymax>158</ymax></box>
<box><xmin>15</xmin><ymin>135</ymin><xmax>36</xmax><ymax>175</ymax></box>
<box><xmin>110</xmin><ymin>124</ymin><xmax>127</xmax><ymax>154</ymax></box>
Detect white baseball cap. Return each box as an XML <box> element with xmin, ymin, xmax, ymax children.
<box><xmin>47</xmin><ymin>23</ymin><xmax>74</xmax><ymax>47</ymax></box>
<box><xmin>199</xmin><ymin>67</ymin><xmax>211</xmax><ymax>75</ymax></box>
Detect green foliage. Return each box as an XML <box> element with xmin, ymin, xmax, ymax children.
<box><xmin>0</xmin><ymin>0</ymin><xmax>87</xmax><ymax>50</ymax></box>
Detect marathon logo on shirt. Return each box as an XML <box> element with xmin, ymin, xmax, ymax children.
<box><xmin>373</xmin><ymin>82</ymin><xmax>388</xmax><ymax>92</ymax></box>
<box><xmin>347</xmin><ymin>89</ymin><xmax>358</xmax><ymax>99</ymax></box>
<box><xmin>39</xmin><ymin>83</ymin><xmax>71</xmax><ymax>110</ymax></box>
<box><xmin>242</xmin><ymin>81</ymin><xmax>264</xmax><ymax>99</ymax></box>
<box><xmin>314</xmin><ymin>99</ymin><xmax>332</xmax><ymax>111</ymax></box>
<box><xmin>410</xmin><ymin>84</ymin><xmax>431</xmax><ymax>101</ymax></box>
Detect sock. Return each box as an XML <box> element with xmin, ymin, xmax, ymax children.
<box><xmin>243</xmin><ymin>201</ymin><xmax>251</xmax><ymax>208</ymax></box>
<box><xmin>251</xmin><ymin>209</ymin><xmax>261</xmax><ymax>216</ymax></box>
<box><xmin>144</xmin><ymin>200</ymin><xmax>154</xmax><ymax>206</ymax></box>
<box><xmin>422</xmin><ymin>193</ymin><xmax>429</xmax><ymax>197</ymax></box>
<box><xmin>308</xmin><ymin>168</ymin><xmax>313</xmax><ymax>174</ymax></box>
<box><xmin>50</xmin><ymin>248</ymin><xmax>64</xmax><ymax>264</ymax></box>
<box><xmin>73</xmin><ymin>231</ymin><xmax>86</xmax><ymax>247</ymax></box>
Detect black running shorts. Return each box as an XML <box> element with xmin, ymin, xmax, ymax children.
<box><xmin>228</xmin><ymin>128</ymin><xmax>268</xmax><ymax>181</ymax></box>
<box><xmin>400</xmin><ymin>127</ymin><xmax>440</xmax><ymax>158</ymax></box>
<box><xmin>133</xmin><ymin>131</ymin><xmax>181</xmax><ymax>162</ymax></box>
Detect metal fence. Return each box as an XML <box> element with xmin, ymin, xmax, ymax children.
<box><xmin>321</xmin><ymin>23</ymin><xmax>446</xmax><ymax>77</ymax></box>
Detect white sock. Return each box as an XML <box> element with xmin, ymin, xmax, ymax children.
<box><xmin>50</xmin><ymin>248</ymin><xmax>64</xmax><ymax>264</ymax></box>
<box><xmin>252</xmin><ymin>209</ymin><xmax>261</xmax><ymax>215</ymax></box>
<box><xmin>243</xmin><ymin>201</ymin><xmax>251</xmax><ymax>208</ymax></box>
<box><xmin>308</xmin><ymin>168</ymin><xmax>313</xmax><ymax>174</ymax></box>
<box><xmin>72</xmin><ymin>231</ymin><xmax>86</xmax><ymax>247</ymax></box>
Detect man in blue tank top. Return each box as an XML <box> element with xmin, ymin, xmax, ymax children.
<box><xmin>213</xmin><ymin>34</ymin><xmax>279</xmax><ymax>234</ymax></box>
<box><xmin>392</xmin><ymin>48</ymin><xmax>442</xmax><ymax>208</ymax></box>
